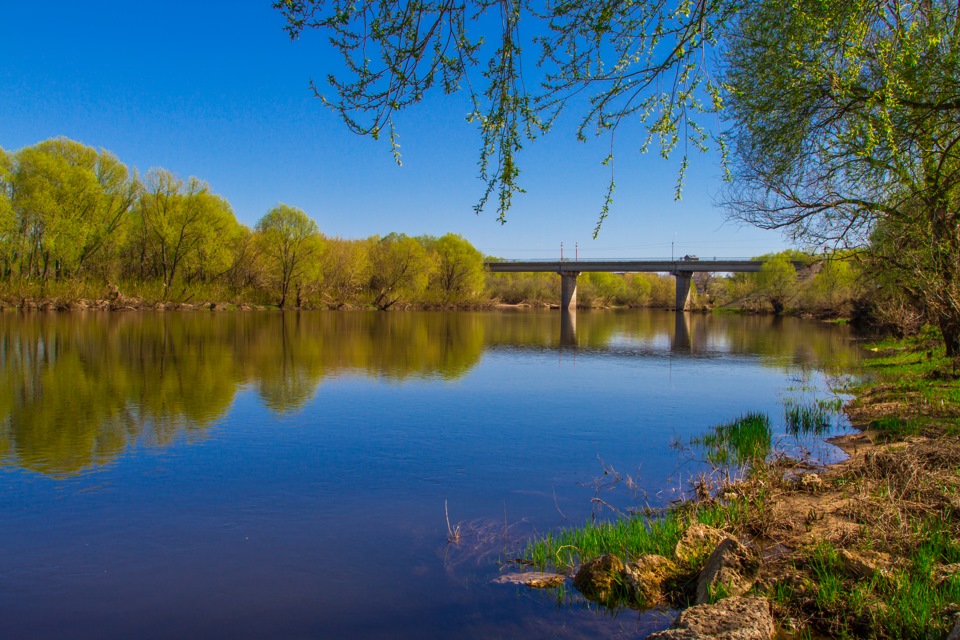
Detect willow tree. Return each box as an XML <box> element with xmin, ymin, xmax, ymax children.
<box><xmin>422</xmin><ymin>233</ymin><xmax>486</xmax><ymax>303</ymax></box>
<box><xmin>255</xmin><ymin>204</ymin><xmax>324</xmax><ymax>308</ymax></box>
<box><xmin>368</xmin><ymin>233</ymin><xmax>433</xmax><ymax>310</ymax></box>
<box><xmin>133</xmin><ymin>169</ymin><xmax>240</xmax><ymax>293</ymax></box>
<box><xmin>319</xmin><ymin>236</ymin><xmax>370</xmax><ymax>308</ymax></box>
<box><xmin>724</xmin><ymin>0</ymin><xmax>960</xmax><ymax>352</ymax></box>
<box><xmin>8</xmin><ymin>138</ymin><xmax>137</xmax><ymax>281</ymax></box>
<box><xmin>754</xmin><ymin>255</ymin><xmax>798</xmax><ymax>315</ymax></box>
<box><xmin>274</xmin><ymin>0</ymin><xmax>740</xmax><ymax>232</ymax></box>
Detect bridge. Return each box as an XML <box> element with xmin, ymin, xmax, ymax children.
<box><xmin>485</xmin><ymin>258</ymin><xmax>784</xmax><ymax>311</ymax></box>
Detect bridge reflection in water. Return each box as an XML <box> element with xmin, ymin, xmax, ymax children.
<box><xmin>558</xmin><ymin>308</ymin><xmax>700</xmax><ymax>353</ymax></box>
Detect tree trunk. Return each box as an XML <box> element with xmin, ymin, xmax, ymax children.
<box><xmin>938</xmin><ymin>312</ymin><xmax>960</xmax><ymax>357</ymax></box>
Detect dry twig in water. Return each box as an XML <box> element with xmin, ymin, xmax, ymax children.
<box><xmin>445</xmin><ymin>500</ymin><xmax>461</xmax><ymax>544</ymax></box>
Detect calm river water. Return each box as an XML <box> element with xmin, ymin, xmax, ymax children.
<box><xmin>0</xmin><ymin>310</ymin><xmax>863</xmax><ymax>639</ymax></box>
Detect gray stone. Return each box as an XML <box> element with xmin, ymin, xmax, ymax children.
<box><xmin>675</xmin><ymin>524</ymin><xmax>733</xmax><ymax>568</ymax></box>
<box><xmin>947</xmin><ymin>618</ymin><xmax>960</xmax><ymax>640</ymax></box>
<box><xmin>647</xmin><ymin>596</ymin><xmax>775</xmax><ymax>640</ymax></box>
<box><xmin>492</xmin><ymin>572</ymin><xmax>566</xmax><ymax>588</ymax></box>
<box><xmin>695</xmin><ymin>538</ymin><xmax>761</xmax><ymax>604</ymax></box>
<box><xmin>622</xmin><ymin>554</ymin><xmax>677</xmax><ymax>607</ymax></box>
<box><xmin>572</xmin><ymin>554</ymin><xmax>624</xmax><ymax>605</ymax></box>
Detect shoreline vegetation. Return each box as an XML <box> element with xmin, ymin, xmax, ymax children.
<box><xmin>0</xmin><ymin>246</ymin><xmax>860</xmax><ymax>318</ymax></box>
<box><xmin>1</xmin><ymin>138</ymin><xmax>866</xmax><ymax>319</ymax></box>
<box><xmin>0</xmin><ymin>257</ymin><xmax>859</xmax><ymax>318</ymax></box>
<box><xmin>513</xmin><ymin>331</ymin><xmax>960</xmax><ymax>639</ymax></box>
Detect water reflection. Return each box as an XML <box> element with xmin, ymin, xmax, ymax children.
<box><xmin>672</xmin><ymin>312</ymin><xmax>692</xmax><ymax>352</ymax></box>
<box><xmin>0</xmin><ymin>310</ymin><xmax>860</xmax><ymax>476</ymax></box>
<box><xmin>560</xmin><ymin>309</ymin><xmax>577</xmax><ymax>347</ymax></box>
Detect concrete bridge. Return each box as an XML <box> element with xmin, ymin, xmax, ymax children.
<box><xmin>485</xmin><ymin>258</ymin><xmax>786</xmax><ymax>310</ymax></box>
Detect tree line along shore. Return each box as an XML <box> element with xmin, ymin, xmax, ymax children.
<box><xmin>0</xmin><ymin>137</ymin><xmax>891</xmax><ymax>321</ymax></box>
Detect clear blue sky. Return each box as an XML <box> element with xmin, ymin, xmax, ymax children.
<box><xmin>0</xmin><ymin>1</ymin><xmax>789</xmax><ymax>259</ymax></box>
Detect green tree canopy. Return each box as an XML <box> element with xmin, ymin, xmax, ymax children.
<box><xmin>0</xmin><ymin>147</ymin><xmax>15</xmax><ymax>276</ymax></box>
<box><xmin>584</xmin><ymin>271</ymin><xmax>626</xmax><ymax>307</ymax></box>
<box><xmin>724</xmin><ymin>0</ymin><xmax>960</xmax><ymax>350</ymax></box>
<box><xmin>809</xmin><ymin>256</ymin><xmax>857</xmax><ymax>312</ymax></box>
<box><xmin>9</xmin><ymin>138</ymin><xmax>137</xmax><ymax>281</ymax></box>
<box><xmin>368</xmin><ymin>233</ymin><xmax>434</xmax><ymax>310</ymax></box>
<box><xmin>132</xmin><ymin>168</ymin><xmax>241</xmax><ymax>293</ymax></box>
<box><xmin>755</xmin><ymin>254</ymin><xmax>798</xmax><ymax>315</ymax></box>
<box><xmin>255</xmin><ymin>203</ymin><xmax>324</xmax><ymax>308</ymax></box>
<box><xmin>423</xmin><ymin>233</ymin><xmax>486</xmax><ymax>303</ymax></box>
<box><xmin>320</xmin><ymin>236</ymin><xmax>371</xmax><ymax>308</ymax></box>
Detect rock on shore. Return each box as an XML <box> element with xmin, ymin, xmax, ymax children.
<box><xmin>647</xmin><ymin>596</ymin><xmax>775</xmax><ymax>640</ymax></box>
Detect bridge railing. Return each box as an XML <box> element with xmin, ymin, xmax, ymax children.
<box><xmin>485</xmin><ymin>257</ymin><xmax>760</xmax><ymax>263</ymax></box>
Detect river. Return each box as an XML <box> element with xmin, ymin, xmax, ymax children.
<box><xmin>0</xmin><ymin>310</ymin><xmax>862</xmax><ymax>639</ymax></box>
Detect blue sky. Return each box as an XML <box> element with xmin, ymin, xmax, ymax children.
<box><xmin>0</xmin><ymin>1</ymin><xmax>789</xmax><ymax>259</ymax></box>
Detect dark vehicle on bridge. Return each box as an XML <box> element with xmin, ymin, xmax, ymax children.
<box><xmin>682</xmin><ymin>254</ymin><xmax>699</xmax><ymax>261</ymax></box>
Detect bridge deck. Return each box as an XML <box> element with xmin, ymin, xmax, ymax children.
<box><xmin>485</xmin><ymin>259</ymin><xmax>767</xmax><ymax>273</ymax></box>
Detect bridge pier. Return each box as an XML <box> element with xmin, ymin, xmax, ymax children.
<box><xmin>674</xmin><ymin>272</ymin><xmax>693</xmax><ymax>311</ymax></box>
<box><xmin>560</xmin><ymin>271</ymin><xmax>580</xmax><ymax>310</ymax></box>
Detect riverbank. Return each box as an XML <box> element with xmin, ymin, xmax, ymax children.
<box><xmin>0</xmin><ymin>276</ymin><xmax>855</xmax><ymax>315</ymax></box>
<box><xmin>0</xmin><ymin>292</ymin><xmax>504</xmax><ymax>312</ymax></box>
<box><xmin>0</xmin><ymin>293</ymin><xmax>847</xmax><ymax>317</ymax></box>
<box><xmin>522</xmin><ymin>331</ymin><xmax>960</xmax><ymax>639</ymax></box>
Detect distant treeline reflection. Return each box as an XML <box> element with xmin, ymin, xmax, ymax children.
<box><xmin>0</xmin><ymin>311</ymin><xmax>860</xmax><ymax>476</ymax></box>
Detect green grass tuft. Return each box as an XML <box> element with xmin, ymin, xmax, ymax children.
<box><xmin>690</xmin><ymin>412</ymin><xmax>772</xmax><ymax>466</ymax></box>
<box><xmin>783</xmin><ymin>400</ymin><xmax>833</xmax><ymax>436</ymax></box>
<box><xmin>523</xmin><ymin>499</ymin><xmax>752</xmax><ymax>573</ymax></box>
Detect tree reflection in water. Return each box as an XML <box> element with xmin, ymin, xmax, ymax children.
<box><xmin>0</xmin><ymin>310</ymin><xmax>859</xmax><ymax>476</ymax></box>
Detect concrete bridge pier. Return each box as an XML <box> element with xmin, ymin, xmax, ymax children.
<box><xmin>674</xmin><ymin>272</ymin><xmax>693</xmax><ymax>311</ymax></box>
<box><xmin>560</xmin><ymin>271</ymin><xmax>580</xmax><ymax>310</ymax></box>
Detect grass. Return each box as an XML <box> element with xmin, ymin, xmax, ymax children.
<box><xmin>523</xmin><ymin>498</ymin><xmax>753</xmax><ymax>573</ymax></box>
<box><xmin>783</xmin><ymin>400</ymin><xmax>833</xmax><ymax>436</ymax></box>
<box><xmin>689</xmin><ymin>412</ymin><xmax>772</xmax><ymax>466</ymax></box>
<box><xmin>850</xmin><ymin>328</ymin><xmax>960</xmax><ymax>441</ymax></box>
<box><xmin>772</xmin><ymin>329</ymin><xmax>960</xmax><ymax>638</ymax></box>
<box><xmin>522</xmin><ymin>412</ymin><xmax>777</xmax><ymax>582</ymax></box>
<box><xmin>791</xmin><ymin>519</ymin><xmax>960</xmax><ymax>639</ymax></box>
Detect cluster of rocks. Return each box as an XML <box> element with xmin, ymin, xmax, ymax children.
<box><xmin>496</xmin><ymin>523</ymin><xmax>775</xmax><ymax>639</ymax></box>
